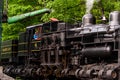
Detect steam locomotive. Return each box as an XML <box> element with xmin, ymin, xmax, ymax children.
<box><xmin>1</xmin><ymin>11</ymin><xmax>120</xmax><ymax>80</ymax></box>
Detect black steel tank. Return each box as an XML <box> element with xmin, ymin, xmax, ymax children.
<box><xmin>81</xmin><ymin>46</ymin><xmax>112</xmax><ymax>58</ymax></box>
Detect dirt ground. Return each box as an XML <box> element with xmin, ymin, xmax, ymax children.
<box><xmin>0</xmin><ymin>66</ymin><xmax>15</xmax><ymax>80</ymax></box>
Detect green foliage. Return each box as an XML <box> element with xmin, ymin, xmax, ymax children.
<box><xmin>2</xmin><ymin>0</ymin><xmax>120</xmax><ymax>41</ymax></box>
<box><xmin>41</xmin><ymin>0</ymin><xmax>86</xmax><ymax>23</ymax></box>
<box><xmin>2</xmin><ymin>0</ymin><xmax>46</xmax><ymax>41</ymax></box>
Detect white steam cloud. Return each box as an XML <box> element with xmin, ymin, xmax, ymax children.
<box><xmin>86</xmin><ymin>0</ymin><xmax>101</xmax><ymax>14</ymax></box>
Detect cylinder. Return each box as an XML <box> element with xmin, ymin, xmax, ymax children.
<box><xmin>82</xmin><ymin>14</ymin><xmax>96</xmax><ymax>26</ymax></box>
<box><xmin>109</xmin><ymin>11</ymin><xmax>120</xmax><ymax>26</ymax></box>
<box><xmin>81</xmin><ymin>46</ymin><xmax>111</xmax><ymax>58</ymax></box>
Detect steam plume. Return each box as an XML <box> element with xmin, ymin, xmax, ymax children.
<box><xmin>86</xmin><ymin>0</ymin><xmax>101</xmax><ymax>14</ymax></box>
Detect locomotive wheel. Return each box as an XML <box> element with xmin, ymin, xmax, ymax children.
<box><xmin>106</xmin><ymin>70</ymin><xmax>117</xmax><ymax>79</ymax></box>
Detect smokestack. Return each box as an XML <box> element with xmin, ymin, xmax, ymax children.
<box><xmin>82</xmin><ymin>14</ymin><xmax>96</xmax><ymax>26</ymax></box>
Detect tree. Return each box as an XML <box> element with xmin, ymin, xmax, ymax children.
<box><xmin>41</xmin><ymin>0</ymin><xmax>85</xmax><ymax>23</ymax></box>
<box><xmin>2</xmin><ymin>0</ymin><xmax>49</xmax><ymax>40</ymax></box>
<box><xmin>2</xmin><ymin>0</ymin><xmax>120</xmax><ymax>41</ymax></box>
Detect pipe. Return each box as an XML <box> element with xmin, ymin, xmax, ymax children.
<box><xmin>8</xmin><ymin>8</ymin><xmax>51</xmax><ymax>24</ymax></box>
